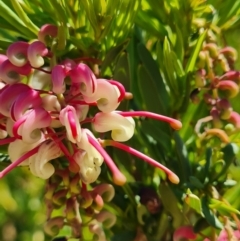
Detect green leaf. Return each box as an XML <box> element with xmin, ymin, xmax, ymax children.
<box><xmin>135</xmin><ymin>10</ymin><xmax>168</xmax><ymax>38</ymax></box>
<box><xmin>137</xmin><ymin>64</ymin><xmax>168</xmax><ymax>114</ymax></box>
<box><xmin>189</xmin><ymin>176</ymin><xmax>204</xmax><ymax>189</ymax></box>
<box><xmin>159</xmin><ymin>184</ymin><xmax>184</xmax><ymax>228</ymax></box>
<box><xmin>185</xmin><ymin>30</ymin><xmax>207</xmax><ymax>73</ymax></box>
<box><xmin>173</xmin><ymin>132</ymin><xmax>191</xmax><ymax>182</ymax></box>
<box><xmin>184</xmin><ymin>190</ymin><xmax>203</xmax><ymax>215</ymax></box>
<box><xmin>113</xmin><ymin>52</ymin><xmax>131</xmax><ymax>110</ymax></box>
<box><xmin>101</xmin><ymin>39</ymin><xmax>129</xmax><ymax>74</ymax></box>
<box><xmin>0</xmin><ymin>1</ymin><xmax>35</xmax><ymax>38</ymax></box>
<box><xmin>209</xmin><ymin>199</ymin><xmax>240</xmax><ymax>215</ymax></box>
<box><xmin>137</xmin><ymin>43</ymin><xmax>169</xmax><ymax>114</ymax></box>
<box><xmin>202</xmin><ymin>196</ymin><xmax>223</xmax><ymax>229</ymax></box>
<box><xmin>10</xmin><ymin>0</ymin><xmax>39</xmax><ymax>35</ymax></box>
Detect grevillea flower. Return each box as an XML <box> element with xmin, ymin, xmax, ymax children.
<box><xmin>75</xmin><ymin>129</ymin><xmax>104</xmax><ymax>184</ymax></box>
<box><xmin>0</xmin><ymin>24</ymin><xmax>182</xmax><ymax>188</ymax></box>
<box><xmin>0</xmin><ymin>59</ymin><xmax>31</xmax><ymax>84</ymax></box>
<box><xmin>29</xmin><ymin>140</ymin><xmax>61</xmax><ymax>179</ymax></box>
<box><xmin>69</xmin><ymin>63</ymin><xmax>97</xmax><ymax>97</ymax></box>
<box><xmin>59</xmin><ymin>105</ymin><xmax>82</xmax><ymax>143</ymax></box>
<box><xmin>173</xmin><ymin>226</ymin><xmax>197</xmax><ymax>241</ymax></box>
<box><xmin>93</xmin><ymin>111</ymin><xmax>135</xmax><ymax>141</ymax></box>
<box><xmin>27</xmin><ymin>40</ymin><xmax>48</xmax><ymax>68</ymax></box>
<box><xmin>6</xmin><ymin>41</ymin><xmax>29</xmax><ymax>67</ymax></box>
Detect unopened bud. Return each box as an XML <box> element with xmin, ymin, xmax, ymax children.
<box><xmin>197</xmin><ymin>51</ymin><xmax>206</xmax><ymax>69</ymax></box>
<box><xmin>210</xmin><ymin>108</ymin><xmax>222</xmax><ymax>128</ymax></box>
<box><xmin>204</xmin><ymin>43</ymin><xmax>219</xmax><ymax>58</ymax></box>
<box><xmin>227</xmin><ymin>111</ymin><xmax>240</xmax><ymax>129</ymax></box>
<box><xmin>80</xmin><ymin>189</ymin><xmax>93</xmax><ymax>208</ymax></box>
<box><xmin>220</xmin><ymin>46</ymin><xmax>238</xmax><ymax>62</ymax></box>
<box><xmin>95</xmin><ymin>211</ymin><xmax>116</xmax><ymax>228</ymax></box>
<box><xmin>219</xmin><ymin>71</ymin><xmax>240</xmax><ymax>83</ymax></box>
<box><xmin>92</xmin><ymin>194</ymin><xmax>104</xmax><ymax>211</ymax></box>
<box><xmin>195</xmin><ymin>69</ymin><xmax>206</xmax><ymax>87</ymax></box>
<box><xmin>218</xmin><ymin>54</ymin><xmax>230</xmax><ymax>72</ymax></box>
<box><xmin>217</xmin><ymin>80</ymin><xmax>239</xmax><ymax>98</ymax></box>
<box><xmin>45</xmin><ymin>183</ymin><xmax>58</xmax><ymax>200</ymax></box>
<box><xmin>216</xmin><ymin>99</ymin><xmax>232</xmax><ymax>120</ymax></box>
<box><xmin>52</xmin><ymin>189</ymin><xmax>68</xmax><ymax>208</ymax></box>
<box><xmin>69</xmin><ymin>173</ymin><xmax>81</xmax><ymax>194</ymax></box>
<box><xmin>92</xmin><ymin>184</ymin><xmax>115</xmax><ymax>202</ymax></box>
<box><xmin>44</xmin><ymin>216</ymin><xmax>64</xmax><ymax>236</ymax></box>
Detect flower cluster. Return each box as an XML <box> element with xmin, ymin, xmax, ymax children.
<box><xmin>194</xmin><ymin>40</ymin><xmax>240</xmax><ymax>143</ymax></box>
<box><xmin>0</xmin><ymin>24</ymin><xmax>182</xmax><ymax>239</ymax></box>
<box><xmin>0</xmin><ymin>24</ymin><xmax>181</xmax><ymax>185</ymax></box>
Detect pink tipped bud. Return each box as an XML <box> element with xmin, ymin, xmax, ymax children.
<box><xmin>204</xmin><ymin>128</ymin><xmax>230</xmax><ymax>143</ymax></box>
<box><xmin>216</xmin><ymin>99</ymin><xmax>232</xmax><ymax>120</ymax></box>
<box><xmin>27</xmin><ymin>41</ymin><xmax>48</xmax><ymax>68</ymax></box>
<box><xmin>59</xmin><ymin>105</ymin><xmax>82</xmax><ymax>143</ymax></box>
<box><xmin>69</xmin><ymin>63</ymin><xmax>97</xmax><ymax>97</ymax></box>
<box><xmin>228</xmin><ymin>111</ymin><xmax>240</xmax><ymax>129</ymax></box>
<box><xmin>197</xmin><ymin>51</ymin><xmax>206</xmax><ymax>69</ymax></box>
<box><xmin>44</xmin><ymin>216</ymin><xmax>64</xmax><ymax>236</ymax></box>
<box><xmin>38</xmin><ymin>24</ymin><xmax>58</xmax><ymax>44</ymax></box>
<box><xmin>195</xmin><ymin>69</ymin><xmax>206</xmax><ymax>87</ymax></box>
<box><xmin>51</xmin><ymin>65</ymin><xmax>67</xmax><ymax>94</ymax></box>
<box><xmin>220</xmin><ymin>46</ymin><xmax>238</xmax><ymax>61</ymax></box>
<box><xmin>219</xmin><ymin>71</ymin><xmax>240</xmax><ymax>83</ymax></box>
<box><xmin>92</xmin><ymin>184</ymin><xmax>115</xmax><ymax>202</ymax></box>
<box><xmin>0</xmin><ymin>59</ymin><xmax>31</xmax><ymax>84</ymax></box>
<box><xmin>217</xmin><ymin>80</ymin><xmax>239</xmax><ymax>98</ymax></box>
<box><xmin>204</xmin><ymin>43</ymin><xmax>219</xmax><ymax>58</ymax></box>
<box><xmin>52</xmin><ymin>189</ymin><xmax>68</xmax><ymax>208</ymax></box>
<box><xmin>210</xmin><ymin>108</ymin><xmax>222</xmax><ymax>128</ymax></box>
<box><xmin>173</xmin><ymin>226</ymin><xmax>197</xmax><ymax>241</ymax></box>
<box><xmin>95</xmin><ymin>211</ymin><xmax>116</xmax><ymax>228</ymax></box>
<box><xmin>7</xmin><ymin>41</ymin><xmax>29</xmax><ymax>67</ymax></box>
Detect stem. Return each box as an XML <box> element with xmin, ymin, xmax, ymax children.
<box><xmin>0</xmin><ymin>137</ymin><xmax>16</xmax><ymax>145</ymax></box>
<box><xmin>0</xmin><ymin>144</ymin><xmax>40</xmax><ymax>178</ymax></box>
<box><xmin>87</xmin><ymin>134</ymin><xmax>126</xmax><ymax>186</ymax></box>
<box><xmin>46</xmin><ymin>127</ymin><xmax>79</xmax><ymax>172</ymax></box>
<box><xmin>32</xmin><ymin>67</ymin><xmax>51</xmax><ymax>74</ymax></box>
<box><xmin>69</xmin><ymin>100</ymin><xmax>97</xmax><ymax>106</ymax></box>
<box><xmin>106</xmin><ymin>140</ymin><xmax>179</xmax><ymax>184</ymax></box>
<box><xmin>118</xmin><ymin>111</ymin><xmax>182</xmax><ymax>130</ymax></box>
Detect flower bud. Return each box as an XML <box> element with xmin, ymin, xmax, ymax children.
<box><xmin>95</xmin><ymin>211</ymin><xmax>116</xmax><ymax>228</ymax></box>
<box><xmin>227</xmin><ymin>111</ymin><xmax>240</xmax><ymax>129</ymax></box>
<box><xmin>217</xmin><ymin>80</ymin><xmax>239</xmax><ymax>98</ymax></box>
<box><xmin>210</xmin><ymin>108</ymin><xmax>222</xmax><ymax>128</ymax></box>
<box><xmin>38</xmin><ymin>24</ymin><xmax>58</xmax><ymax>44</ymax></box>
<box><xmin>44</xmin><ymin>216</ymin><xmax>64</xmax><ymax>236</ymax></box>
<box><xmin>91</xmin><ymin>194</ymin><xmax>104</xmax><ymax>211</ymax></box>
<box><xmin>69</xmin><ymin>173</ymin><xmax>81</xmax><ymax>194</ymax></box>
<box><xmin>218</xmin><ymin>54</ymin><xmax>230</xmax><ymax>72</ymax></box>
<box><xmin>204</xmin><ymin>43</ymin><xmax>219</xmax><ymax>58</ymax></box>
<box><xmin>52</xmin><ymin>189</ymin><xmax>68</xmax><ymax>208</ymax></box>
<box><xmin>28</xmin><ymin>41</ymin><xmax>48</xmax><ymax>68</ymax></box>
<box><xmin>92</xmin><ymin>184</ymin><xmax>115</xmax><ymax>202</ymax></box>
<box><xmin>220</xmin><ymin>46</ymin><xmax>238</xmax><ymax>62</ymax></box>
<box><xmin>195</xmin><ymin>69</ymin><xmax>206</xmax><ymax>87</ymax></box>
<box><xmin>216</xmin><ymin>99</ymin><xmax>232</xmax><ymax>120</ymax></box>
<box><xmin>197</xmin><ymin>51</ymin><xmax>206</xmax><ymax>69</ymax></box>
<box><xmin>7</xmin><ymin>41</ymin><xmax>29</xmax><ymax>67</ymax></box>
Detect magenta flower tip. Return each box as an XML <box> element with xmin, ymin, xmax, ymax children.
<box><xmin>113</xmin><ymin>172</ymin><xmax>127</xmax><ymax>186</ymax></box>
<box><xmin>170</xmin><ymin>120</ymin><xmax>182</xmax><ymax>130</ymax></box>
<box><xmin>168</xmin><ymin>173</ymin><xmax>180</xmax><ymax>184</ymax></box>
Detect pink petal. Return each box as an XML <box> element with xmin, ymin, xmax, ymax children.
<box><xmin>7</xmin><ymin>41</ymin><xmax>29</xmax><ymax>67</ymax></box>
